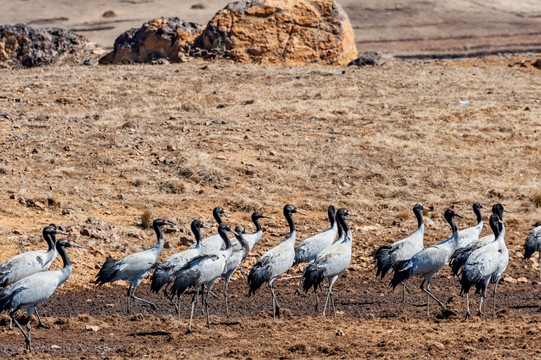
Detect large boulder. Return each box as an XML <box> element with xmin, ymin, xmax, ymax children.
<box><xmin>99</xmin><ymin>18</ymin><xmax>203</xmax><ymax>64</ymax></box>
<box><xmin>194</xmin><ymin>0</ymin><xmax>358</xmax><ymax>65</ymax></box>
<box><xmin>0</xmin><ymin>24</ymin><xmax>97</xmax><ymax>69</ymax></box>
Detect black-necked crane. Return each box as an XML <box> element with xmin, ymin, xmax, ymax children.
<box><xmin>150</xmin><ymin>219</ymin><xmax>208</xmax><ymax>315</ymax></box>
<box><xmin>248</xmin><ymin>204</ymin><xmax>305</xmax><ymax>319</ymax></box>
<box><xmin>455</xmin><ymin>202</ymin><xmax>484</xmax><ymax>251</ymax></box>
<box><xmin>0</xmin><ymin>224</ymin><xmax>64</xmax><ymax>287</ymax></box>
<box><xmin>95</xmin><ymin>218</ymin><xmax>175</xmax><ymax>314</ymax></box>
<box><xmin>391</xmin><ymin>208</ymin><xmax>463</xmax><ymax>316</ymax></box>
<box><xmin>293</xmin><ymin>205</ymin><xmax>337</xmax><ymax>295</ymax></box>
<box><xmin>523</xmin><ymin>225</ymin><xmax>541</xmax><ymax>281</ymax></box>
<box><xmin>0</xmin><ymin>238</ymin><xmax>82</xmax><ymax>352</ymax></box>
<box><xmin>169</xmin><ymin>222</ymin><xmax>236</xmax><ymax>333</ymax></box>
<box><xmin>450</xmin><ymin>204</ymin><xmax>508</xmax><ymax>276</ymax></box>
<box><xmin>372</xmin><ymin>203</ymin><xmax>432</xmax><ymax>302</ymax></box>
<box><xmin>460</xmin><ymin>213</ymin><xmax>507</xmax><ymax>317</ymax></box>
<box><xmin>222</xmin><ymin>225</ymin><xmax>250</xmax><ymax>318</ymax></box>
<box><xmin>302</xmin><ymin>208</ymin><xmax>351</xmax><ymax>317</ymax></box>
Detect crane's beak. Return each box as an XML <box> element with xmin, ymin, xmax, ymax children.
<box><xmin>424</xmin><ymin>205</ymin><xmax>434</xmax><ymax>211</ymax></box>
<box><xmin>261</xmin><ymin>215</ymin><xmax>275</xmax><ymax>220</ymax></box>
<box><xmin>222</xmin><ymin>210</ymin><xmax>232</xmax><ymax>217</ymax></box>
<box><xmin>503</xmin><ymin>209</ymin><xmax>512</xmax><ymax>213</ymax></box>
<box><xmin>295</xmin><ymin>210</ymin><xmax>307</xmax><ymax>216</ymax></box>
<box><xmin>201</xmin><ymin>223</ymin><xmax>210</xmax><ymax>229</ymax></box>
<box><xmin>455</xmin><ymin>213</ymin><xmax>464</xmax><ymax>218</ymax></box>
<box><xmin>68</xmin><ymin>242</ymin><xmax>83</xmax><ymax>248</ymax></box>
<box><xmin>232</xmin><ymin>230</ymin><xmax>240</xmax><ymax>237</ymax></box>
<box><xmin>56</xmin><ymin>230</ymin><xmax>68</xmax><ymax>235</ymax></box>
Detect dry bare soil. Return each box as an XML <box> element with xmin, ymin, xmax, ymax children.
<box><xmin>0</xmin><ymin>54</ymin><xmax>540</xmax><ymax>358</ymax></box>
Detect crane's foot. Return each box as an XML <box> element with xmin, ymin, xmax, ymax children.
<box><xmin>465</xmin><ymin>311</ymin><xmax>471</xmax><ymax>319</ymax></box>
<box><xmin>294</xmin><ymin>288</ymin><xmax>301</xmax><ymax>296</ymax></box>
<box><xmin>37</xmin><ymin>321</ymin><xmax>49</xmax><ymax>329</ymax></box>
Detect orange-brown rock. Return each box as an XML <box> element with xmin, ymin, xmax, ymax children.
<box><xmin>194</xmin><ymin>0</ymin><xmax>358</xmax><ymax>66</ymax></box>
<box><xmin>99</xmin><ymin>18</ymin><xmax>203</xmax><ymax>65</ymax></box>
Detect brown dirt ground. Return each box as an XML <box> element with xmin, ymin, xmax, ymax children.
<box><xmin>0</xmin><ymin>54</ymin><xmax>540</xmax><ymax>358</ymax></box>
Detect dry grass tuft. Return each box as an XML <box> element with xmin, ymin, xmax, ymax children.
<box><xmin>534</xmin><ymin>193</ymin><xmax>541</xmax><ymax>208</ymax></box>
<box><xmin>141</xmin><ymin>209</ymin><xmax>153</xmax><ymax>229</ymax></box>
<box><xmin>176</xmin><ymin>153</ymin><xmax>230</xmax><ymax>183</ymax></box>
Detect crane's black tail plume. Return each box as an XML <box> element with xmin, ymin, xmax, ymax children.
<box><xmin>95</xmin><ymin>258</ymin><xmax>119</xmax><ymax>286</ymax></box>
<box><xmin>169</xmin><ymin>269</ymin><xmax>200</xmax><ymax>298</ymax></box>
<box><xmin>247</xmin><ymin>263</ymin><xmax>268</xmax><ymax>297</ymax></box>
<box><xmin>459</xmin><ymin>268</ymin><xmax>480</xmax><ymax>296</ymax></box>
<box><xmin>150</xmin><ymin>265</ymin><xmax>170</xmax><ymax>293</ymax></box>
<box><xmin>0</xmin><ymin>288</ymin><xmax>13</xmax><ymax>312</ymax></box>
<box><xmin>372</xmin><ymin>245</ymin><xmax>396</xmax><ymax>279</ymax></box>
<box><xmin>449</xmin><ymin>248</ymin><xmax>471</xmax><ymax>277</ymax></box>
<box><xmin>390</xmin><ymin>260</ymin><xmax>413</xmax><ymax>290</ymax></box>
<box><xmin>524</xmin><ymin>233</ymin><xmax>539</xmax><ymax>260</ymax></box>
<box><xmin>303</xmin><ymin>263</ymin><xmax>326</xmax><ymax>293</ymax></box>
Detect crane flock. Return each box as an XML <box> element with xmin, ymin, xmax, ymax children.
<box><xmin>0</xmin><ymin>202</ymin><xmax>539</xmax><ymax>351</ymax></box>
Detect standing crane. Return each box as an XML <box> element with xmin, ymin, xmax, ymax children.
<box><xmin>95</xmin><ymin>218</ymin><xmax>175</xmax><ymax>313</ymax></box>
<box><xmin>455</xmin><ymin>202</ymin><xmax>485</xmax><ymax>251</ymax></box>
<box><xmin>150</xmin><ymin>219</ymin><xmax>208</xmax><ymax>315</ymax></box>
<box><xmin>391</xmin><ymin>208</ymin><xmax>463</xmax><ymax>316</ymax></box>
<box><xmin>449</xmin><ymin>204</ymin><xmax>508</xmax><ymax>276</ymax></box>
<box><xmin>248</xmin><ymin>204</ymin><xmax>305</xmax><ymax>319</ymax></box>
<box><xmin>230</xmin><ymin>211</ymin><xmax>273</xmax><ymax>252</ymax></box>
<box><xmin>460</xmin><ymin>213</ymin><xmax>506</xmax><ymax>317</ymax></box>
<box><xmin>169</xmin><ymin>222</ymin><xmax>236</xmax><ymax>333</ymax></box>
<box><xmin>0</xmin><ymin>224</ymin><xmax>66</xmax><ymax>329</ymax></box>
<box><xmin>302</xmin><ymin>208</ymin><xmax>351</xmax><ymax>317</ymax></box>
<box><xmin>0</xmin><ymin>238</ymin><xmax>82</xmax><ymax>352</ymax></box>
<box><xmin>193</xmin><ymin>207</ymin><xmax>230</xmax><ymax>253</ymax></box>
<box><xmin>523</xmin><ymin>225</ymin><xmax>541</xmax><ymax>281</ymax></box>
<box><xmin>372</xmin><ymin>203</ymin><xmax>432</xmax><ymax>302</ymax></box>
<box><xmin>293</xmin><ymin>205</ymin><xmax>337</xmax><ymax>295</ymax></box>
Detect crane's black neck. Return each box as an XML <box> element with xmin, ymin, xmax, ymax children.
<box><xmin>213</xmin><ymin>208</ymin><xmax>223</xmax><ymax>225</ymax></box>
<box><xmin>284</xmin><ymin>209</ymin><xmax>296</xmax><ymax>236</ymax></box>
<box><xmin>492</xmin><ymin>204</ymin><xmax>504</xmax><ymax>220</ymax></box>
<box><xmin>43</xmin><ymin>230</ymin><xmax>56</xmax><ymax>251</ymax></box>
<box><xmin>336</xmin><ymin>212</ymin><xmax>349</xmax><ymax>239</ymax></box>
<box><xmin>473</xmin><ymin>204</ymin><xmax>483</xmax><ymax>224</ymax></box>
<box><xmin>191</xmin><ymin>223</ymin><xmax>202</xmax><ymax>247</ymax></box>
<box><xmin>445</xmin><ymin>213</ymin><xmax>458</xmax><ymax>234</ymax></box>
<box><xmin>328</xmin><ymin>206</ymin><xmax>336</xmax><ymax>229</ymax></box>
<box><xmin>218</xmin><ymin>228</ymin><xmax>231</xmax><ymax>249</ymax></box>
<box><xmin>153</xmin><ymin>222</ymin><xmax>164</xmax><ymax>245</ymax></box>
<box><xmin>489</xmin><ymin>214</ymin><xmax>500</xmax><ymax>239</ymax></box>
<box><xmin>252</xmin><ymin>213</ymin><xmax>263</xmax><ymax>232</ymax></box>
<box><xmin>57</xmin><ymin>245</ymin><xmax>72</xmax><ymax>268</ymax></box>
<box><xmin>413</xmin><ymin>206</ymin><xmax>424</xmax><ymax>228</ymax></box>
<box><xmin>235</xmin><ymin>233</ymin><xmax>249</xmax><ymax>255</ymax></box>
<box><xmin>336</xmin><ymin>217</ymin><xmax>343</xmax><ymax>240</ymax></box>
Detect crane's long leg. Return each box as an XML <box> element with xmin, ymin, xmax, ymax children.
<box><xmin>493</xmin><ymin>281</ymin><xmax>499</xmax><ymax>317</ymax></box>
<box><xmin>238</xmin><ymin>266</ymin><xmax>248</xmax><ymax>284</ymax></box>
<box><xmin>10</xmin><ymin>309</ymin><xmax>31</xmax><ymax>352</ymax></box>
<box><xmin>421</xmin><ymin>281</ymin><xmax>446</xmax><ymax>316</ymax></box>
<box><xmin>129</xmin><ymin>285</ymin><xmax>157</xmax><ymax>310</ymax></box>
<box><xmin>465</xmin><ymin>293</ymin><xmax>471</xmax><ymax>319</ymax></box>
<box><xmin>205</xmin><ymin>280</ymin><xmax>216</xmax><ymax>329</ymax></box>
<box><xmin>34</xmin><ymin>308</ymin><xmax>48</xmax><ymax>329</ymax></box>
<box><xmin>127</xmin><ymin>285</ymin><xmax>132</xmax><ymax>314</ymax></box>
<box><xmin>224</xmin><ymin>276</ymin><xmax>231</xmax><ymax>319</ymax></box>
<box><xmin>176</xmin><ymin>293</ymin><xmax>183</xmax><ymax>321</ymax></box>
<box><xmin>538</xmin><ymin>255</ymin><xmax>541</xmax><ymax>283</ymax></box>
<box><xmin>187</xmin><ymin>286</ymin><xmax>199</xmax><ymax>334</ymax></box>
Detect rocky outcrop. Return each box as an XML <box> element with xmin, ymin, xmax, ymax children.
<box><xmin>99</xmin><ymin>17</ymin><xmax>203</xmax><ymax>64</ymax></box>
<box><xmin>194</xmin><ymin>0</ymin><xmax>358</xmax><ymax>65</ymax></box>
<box><xmin>0</xmin><ymin>24</ymin><xmax>98</xmax><ymax>69</ymax></box>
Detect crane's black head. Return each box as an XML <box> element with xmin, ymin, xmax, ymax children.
<box><xmin>55</xmin><ymin>238</ymin><xmax>82</xmax><ymax>249</ymax></box>
<box><xmin>283</xmin><ymin>204</ymin><xmax>306</xmax><ymax>216</ymax></box>
<box><xmin>214</xmin><ymin>207</ymin><xmax>226</xmax><ymax>215</ymax></box>
<box><xmin>336</xmin><ymin>208</ymin><xmax>349</xmax><ymax>217</ymax></box>
<box><xmin>488</xmin><ymin>213</ymin><xmax>501</xmax><ymax>235</ymax></box>
<box><xmin>444</xmin><ymin>208</ymin><xmax>462</xmax><ymax>221</ymax></box>
<box><xmin>328</xmin><ymin>205</ymin><xmax>336</xmax><ymax>214</ymax></box>
<box><xmin>218</xmin><ymin>222</ymin><xmax>232</xmax><ymax>233</ymax></box>
<box><xmin>191</xmin><ymin>219</ymin><xmax>204</xmax><ymax>230</ymax></box>
<box><xmin>235</xmin><ymin>226</ymin><xmax>245</xmax><ymax>235</ymax></box>
<box><xmin>153</xmin><ymin>218</ymin><xmax>175</xmax><ymax>228</ymax></box>
<box><xmin>252</xmin><ymin>211</ymin><xmax>272</xmax><ymax>220</ymax></box>
<box><xmin>44</xmin><ymin>224</ymin><xmax>57</xmax><ymax>234</ymax></box>
<box><xmin>473</xmin><ymin>202</ymin><xmax>484</xmax><ymax>211</ymax></box>
<box><xmin>492</xmin><ymin>203</ymin><xmax>505</xmax><ymax>220</ymax></box>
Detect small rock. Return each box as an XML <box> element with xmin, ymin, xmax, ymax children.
<box><xmin>102</xmin><ymin>10</ymin><xmax>116</xmax><ymax>18</ymax></box>
<box><xmin>83</xmin><ymin>59</ymin><xmax>95</xmax><ymax>66</ymax></box>
<box><xmin>504</xmin><ymin>276</ymin><xmax>517</xmax><ymax>284</ymax></box>
<box><xmin>86</xmin><ymin>325</ymin><xmax>100</xmax><ymax>332</ymax></box>
<box><xmin>51</xmin><ymin>345</ymin><xmax>61</xmax><ymax>350</ymax></box>
<box><xmin>163</xmin><ymin>241</ymin><xmax>172</xmax><ymax>249</ymax></box>
<box><xmin>517</xmin><ymin>277</ymin><xmax>530</xmax><ymax>283</ymax></box>
<box><xmin>191</xmin><ymin>3</ymin><xmax>205</xmax><ymax>9</ymax></box>
<box><xmin>336</xmin><ymin>329</ymin><xmax>345</xmax><ymax>336</ymax></box>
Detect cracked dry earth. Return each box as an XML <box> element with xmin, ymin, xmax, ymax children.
<box><xmin>0</xmin><ymin>55</ymin><xmax>540</xmax><ymax>358</ymax></box>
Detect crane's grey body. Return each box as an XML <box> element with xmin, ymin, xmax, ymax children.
<box><xmin>0</xmin><ymin>239</ymin><xmax>80</xmax><ymax>352</ymax></box>
<box><xmin>391</xmin><ymin>208</ymin><xmax>462</xmax><ymax>316</ymax></box>
<box><xmin>169</xmin><ymin>223</ymin><xmax>234</xmax><ymax>332</ymax></box>
<box><xmin>95</xmin><ymin>218</ymin><xmax>174</xmax><ymax>313</ymax></box>
<box><xmin>0</xmin><ymin>225</ymin><xmax>60</xmax><ymax>287</ymax></box>
<box><xmin>302</xmin><ymin>208</ymin><xmax>351</xmax><ymax>316</ymax></box>
<box><xmin>523</xmin><ymin>225</ymin><xmax>541</xmax><ymax>281</ymax></box>
<box><xmin>460</xmin><ymin>214</ymin><xmax>507</xmax><ymax>317</ymax></box>
<box><xmin>248</xmin><ymin>204</ymin><xmax>305</xmax><ymax>319</ymax></box>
